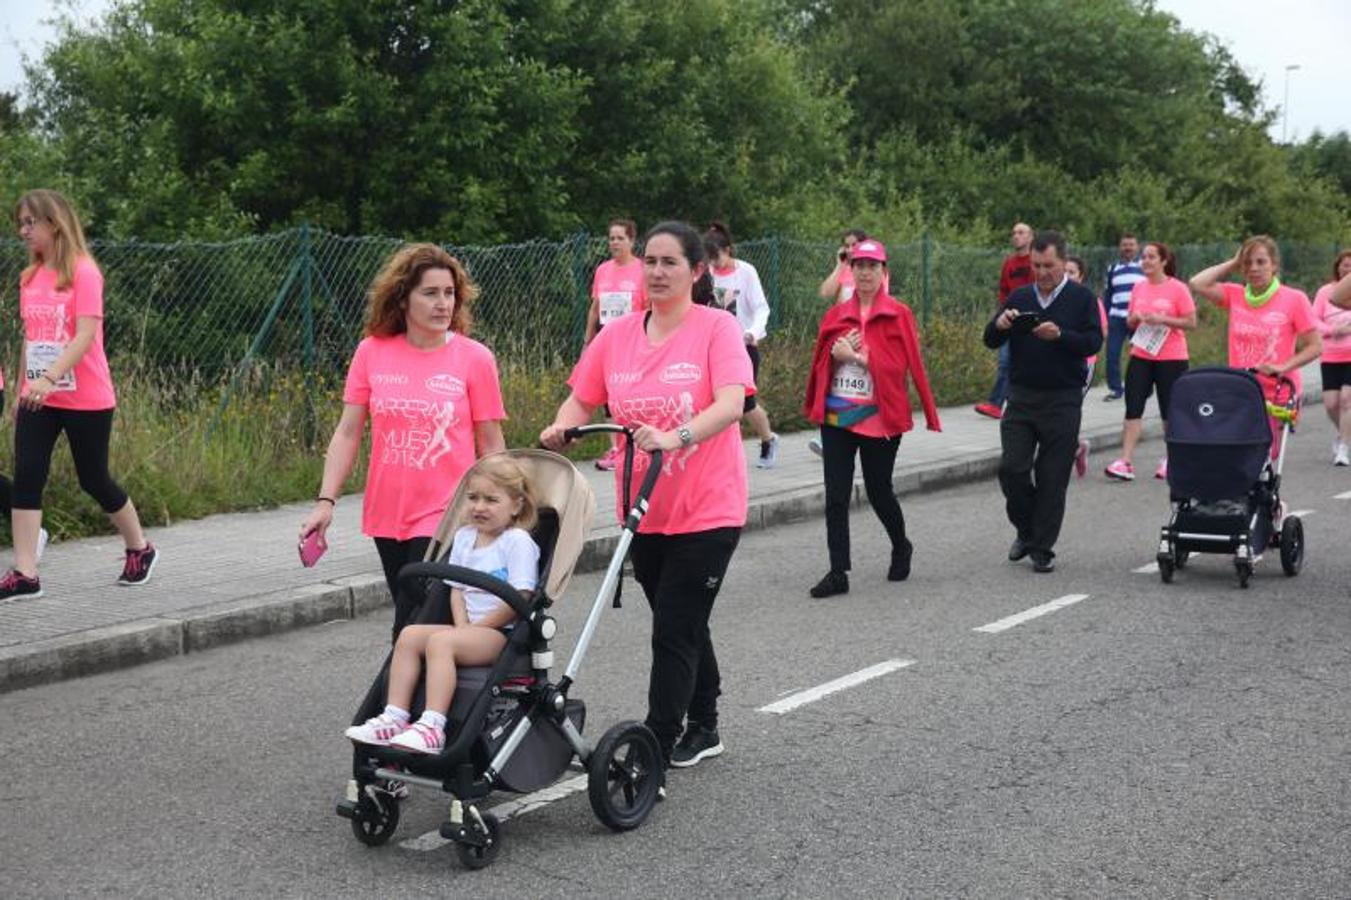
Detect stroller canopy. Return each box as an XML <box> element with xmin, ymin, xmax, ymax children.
<box><xmin>429</xmin><ymin>450</ymin><xmax>597</xmax><ymax>601</ymax></box>
<box><xmin>1165</xmin><ymin>367</ymin><xmax>1272</xmax><ymax>447</ymax></box>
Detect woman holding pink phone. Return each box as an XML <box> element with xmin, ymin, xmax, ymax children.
<box><xmin>299</xmin><ymin>244</ymin><xmax>507</xmax><ymax>640</ymax></box>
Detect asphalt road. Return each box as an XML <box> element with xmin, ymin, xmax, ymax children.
<box><xmin>2</xmin><ymin>432</ymin><xmax>1348</xmax><ymax>898</ymax></box>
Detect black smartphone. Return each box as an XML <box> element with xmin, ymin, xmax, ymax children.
<box><xmin>1009</xmin><ymin>311</ymin><xmax>1047</xmax><ymax>334</ymax></box>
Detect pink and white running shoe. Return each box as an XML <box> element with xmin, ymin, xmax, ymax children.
<box><xmin>1104</xmin><ymin>459</ymin><xmax>1135</xmax><ymax>481</ymax></box>
<box><xmin>388</xmin><ymin>721</ymin><xmax>445</xmax><ymax>755</ymax></box>
<box><xmin>1154</xmin><ymin>458</ymin><xmax>1168</xmax><ymax>480</ymax></box>
<box><xmin>344</xmin><ymin>713</ymin><xmax>410</xmax><ymax>746</ymax></box>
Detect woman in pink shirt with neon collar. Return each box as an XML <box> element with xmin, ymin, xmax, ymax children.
<box><xmin>300</xmin><ymin>244</ymin><xmax>506</xmax><ymax>640</ymax></box>
<box><xmin>541</xmin><ymin>220</ymin><xmax>753</xmax><ymax>769</ymax></box>
<box><xmin>1191</xmin><ymin>236</ymin><xmax>1322</xmax><ymax>457</ymax></box>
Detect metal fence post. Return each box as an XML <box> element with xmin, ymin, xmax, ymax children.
<box><xmin>569</xmin><ymin>230</ymin><xmax>590</xmax><ymax>355</ymax></box>
<box><xmin>300</xmin><ymin>221</ymin><xmax>318</xmax><ymax>446</ymax></box>
<box><xmin>768</xmin><ymin>234</ymin><xmax>782</xmax><ymax>332</ymax></box>
<box><xmin>921</xmin><ymin>229</ymin><xmax>933</xmax><ymax>325</ymax></box>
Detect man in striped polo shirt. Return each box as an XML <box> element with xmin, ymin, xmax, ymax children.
<box><xmin>1102</xmin><ymin>232</ymin><xmax>1144</xmax><ymax>400</ymax></box>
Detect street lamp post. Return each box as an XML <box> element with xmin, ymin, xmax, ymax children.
<box><xmin>1281</xmin><ymin>63</ymin><xmax>1301</xmax><ymax>144</ymax></box>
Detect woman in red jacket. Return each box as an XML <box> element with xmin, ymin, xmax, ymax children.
<box><xmin>803</xmin><ymin>239</ymin><xmax>941</xmax><ymax>598</ymax></box>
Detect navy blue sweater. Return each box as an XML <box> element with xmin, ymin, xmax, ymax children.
<box><xmin>982</xmin><ymin>280</ymin><xmax>1103</xmax><ymax>390</ymax></box>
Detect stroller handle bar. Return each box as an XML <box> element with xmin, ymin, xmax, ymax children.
<box><xmin>397</xmin><ymin>562</ymin><xmax>536</xmax><ymax>621</ymax></box>
<box><xmin>562</xmin><ymin>424</ymin><xmax>665</xmax><ymax>514</ymax></box>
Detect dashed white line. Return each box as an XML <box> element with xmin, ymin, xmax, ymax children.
<box><xmin>1336</xmin><ymin>490</ymin><xmax>1351</xmax><ymax>500</ymax></box>
<box><xmin>1287</xmin><ymin>509</ymin><xmax>1316</xmax><ymax>519</ymax></box>
<box><xmin>973</xmin><ymin>594</ymin><xmax>1090</xmax><ymax>634</ymax></box>
<box><xmin>757</xmin><ymin>659</ymin><xmax>915</xmax><ymax>715</ymax></box>
<box><xmin>1133</xmin><ymin>562</ymin><xmax>1160</xmax><ymax>574</ymax></box>
<box><xmin>401</xmin><ymin>774</ymin><xmax>590</xmax><ymax>852</ymax></box>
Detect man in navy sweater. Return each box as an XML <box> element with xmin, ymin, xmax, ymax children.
<box><xmin>983</xmin><ymin>230</ymin><xmax>1102</xmax><ymax>572</ymax></box>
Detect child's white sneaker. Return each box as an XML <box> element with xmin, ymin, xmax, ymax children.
<box><xmin>344</xmin><ymin>713</ymin><xmax>410</xmax><ymax>746</ymax></box>
<box><xmin>388</xmin><ymin>721</ymin><xmax>445</xmax><ymax>755</ymax></box>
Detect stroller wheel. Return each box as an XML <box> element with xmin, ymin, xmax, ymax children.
<box><xmin>453</xmin><ymin>811</ymin><xmax>501</xmax><ymax>870</ymax></box>
<box><xmin>1175</xmin><ymin>549</ymin><xmax>1190</xmax><ymax>569</ymax></box>
<box><xmin>349</xmin><ymin>788</ymin><xmax>401</xmax><ymax>847</ymax></box>
<box><xmin>588</xmin><ymin>721</ymin><xmax>664</xmax><ymax>832</ymax></box>
<box><xmin>1235</xmin><ymin>560</ymin><xmax>1252</xmax><ymax>589</ymax></box>
<box><xmin>1279</xmin><ymin>516</ymin><xmax>1304</xmax><ymax>577</ymax></box>
<box><xmin>1158</xmin><ymin>556</ymin><xmax>1174</xmax><ymax>584</ymax></box>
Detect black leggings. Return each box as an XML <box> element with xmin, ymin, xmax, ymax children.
<box><xmin>1124</xmin><ymin>357</ymin><xmax>1189</xmax><ymax>420</ymax></box>
<box><xmin>0</xmin><ymin>391</ymin><xmax>12</xmax><ymax>514</ymax></box>
<box><xmin>375</xmin><ymin>535</ymin><xmax>434</xmax><ymax>642</ymax></box>
<box><xmin>13</xmin><ymin>405</ymin><xmax>127</xmax><ymax>512</ymax></box>
<box><xmin>821</xmin><ymin>424</ymin><xmax>906</xmax><ymax>572</ymax></box>
<box><xmin>630</xmin><ymin>526</ymin><xmax>741</xmax><ymax>758</ymax></box>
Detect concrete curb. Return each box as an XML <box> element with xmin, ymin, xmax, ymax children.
<box><xmin>0</xmin><ymin>409</ymin><xmax>1241</xmax><ymax>695</ymax></box>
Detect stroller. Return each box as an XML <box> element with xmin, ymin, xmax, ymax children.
<box><xmin>1155</xmin><ymin>366</ymin><xmax>1305</xmax><ymax>588</ymax></box>
<box><xmin>336</xmin><ymin>426</ymin><xmax>664</xmax><ymax>868</ymax></box>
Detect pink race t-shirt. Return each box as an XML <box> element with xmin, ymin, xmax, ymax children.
<box><xmin>343</xmin><ymin>333</ymin><xmax>506</xmax><ymax>540</ymax></box>
<box><xmin>1222</xmin><ymin>282</ymin><xmax>1316</xmax><ymax>398</ymax></box>
<box><xmin>569</xmin><ymin>304</ymin><xmax>754</xmax><ymax>534</ymax></box>
<box><xmin>591</xmin><ymin>259</ymin><xmax>646</xmax><ymax>327</ymax></box>
<box><xmin>18</xmin><ymin>258</ymin><xmax>117</xmax><ymax>410</ymax></box>
<box><xmin>1127</xmin><ymin>277</ymin><xmax>1195</xmax><ymax>361</ymax></box>
<box><xmin>1311</xmin><ymin>283</ymin><xmax>1351</xmax><ymax>364</ymax></box>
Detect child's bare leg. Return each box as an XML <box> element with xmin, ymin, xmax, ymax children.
<box><xmin>423</xmin><ymin>626</ymin><xmax>509</xmax><ymax>715</ymax></box>
<box><xmin>386</xmin><ymin>625</ymin><xmax>449</xmax><ymax>710</ymax></box>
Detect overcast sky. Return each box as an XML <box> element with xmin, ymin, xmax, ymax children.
<box><xmin>2</xmin><ymin>0</ymin><xmax>1348</xmax><ymax>142</ymax></box>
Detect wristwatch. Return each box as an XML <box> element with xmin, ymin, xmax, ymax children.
<box><xmin>677</xmin><ymin>426</ymin><xmax>694</xmax><ymax>447</ymax></box>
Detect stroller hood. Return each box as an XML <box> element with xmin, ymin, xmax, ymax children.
<box><xmin>428</xmin><ymin>450</ymin><xmax>596</xmax><ymax>600</ymax></box>
<box><xmin>1165</xmin><ymin>367</ymin><xmax>1272</xmax><ymax>446</ymax></box>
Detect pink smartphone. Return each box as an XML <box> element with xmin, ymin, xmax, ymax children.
<box><xmin>298</xmin><ymin>529</ymin><xmax>327</xmax><ymax>567</ymax></box>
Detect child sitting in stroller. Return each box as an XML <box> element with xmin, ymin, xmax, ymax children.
<box><xmin>345</xmin><ymin>455</ymin><xmax>540</xmax><ymax>754</ymax></box>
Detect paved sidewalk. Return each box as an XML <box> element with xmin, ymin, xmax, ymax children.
<box><xmin>0</xmin><ymin>368</ymin><xmax>1319</xmax><ymax>693</ymax></box>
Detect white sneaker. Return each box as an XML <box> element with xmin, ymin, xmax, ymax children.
<box><xmin>36</xmin><ymin>528</ymin><xmax>48</xmax><ymax>562</ymax></box>
<box><xmin>807</xmin><ymin>438</ymin><xmax>823</xmax><ymax>458</ymax></box>
<box><xmin>757</xmin><ymin>433</ymin><xmax>780</xmax><ymax>468</ymax></box>
<box><xmin>344</xmin><ymin>713</ymin><xmax>410</xmax><ymax>746</ymax></box>
<box><xmin>1336</xmin><ymin>446</ymin><xmax>1349</xmax><ymax>467</ymax></box>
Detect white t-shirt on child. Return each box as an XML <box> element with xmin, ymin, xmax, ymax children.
<box><xmin>446</xmin><ymin>526</ymin><xmax>539</xmax><ymax>625</ymax></box>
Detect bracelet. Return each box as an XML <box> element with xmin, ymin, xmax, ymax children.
<box><xmin>316</xmin><ymin>496</ymin><xmax>336</xmax><ymax>506</ymax></box>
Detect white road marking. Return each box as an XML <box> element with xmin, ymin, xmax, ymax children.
<box><xmin>400</xmin><ymin>774</ymin><xmax>590</xmax><ymax>852</ymax></box>
<box><xmin>1133</xmin><ymin>562</ymin><xmax>1159</xmax><ymax>574</ymax></box>
<box><xmin>1335</xmin><ymin>490</ymin><xmax>1351</xmax><ymax>500</ymax></box>
<box><xmin>757</xmin><ymin>659</ymin><xmax>915</xmax><ymax>715</ymax></box>
<box><xmin>1286</xmin><ymin>509</ymin><xmax>1316</xmax><ymax>519</ymax></box>
<box><xmin>973</xmin><ymin>594</ymin><xmax>1090</xmax><ymax>634</ymax></box>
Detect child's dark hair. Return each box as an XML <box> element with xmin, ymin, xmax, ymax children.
<box><xmin>466</xmin><ymin>455</ymin><xmax>538</xmax><ymax>532</ymax></box>
<box><xmin>704</xmin><ymin>220</ymin><xmax>734</xmax><ymax>258</ymax></box>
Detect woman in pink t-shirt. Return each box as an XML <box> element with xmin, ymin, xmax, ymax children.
<box><xmin>1191</xmin><ymin>236</ymin><xmax>1322</xmax><ymax>457</ymax></box>
<box><xmin>300</xmin><ymin>244</ymin><xmax>507</xmax><ymax>639</ymax></box>
<box><xmin>1</xmin><ymin>190</ymin><xmax>158</xmax><ymax>602</ymax></box>
<box><xmin>541</xmin><ymin>220</ymin><xmax>753</xmax><ymax>767</ymax></box>
<box><xmin>1105</xmin><ymin>242</ymin><xmax>1197</xmax><ymax>482</ymax></box>
<box><xmin>1310</xmin><ymin>250</ymin><xmax>1351</xmax><ymax>465</ymax></box>
<box><xmin>585</xmin><ymin>218</ymin><xmax>646</xmax><ymax>472</ymax></box>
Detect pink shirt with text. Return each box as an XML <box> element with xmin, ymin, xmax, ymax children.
<box><xmin>19</xmin><ymin>258</ymin><xmax>116</xmax><ymax>409</ymax></box>
<box><xmin>1127</xmin><ymin>277</ymin><xmax>1195</xmax><ymax>361</ymax></box>
<box><xmin>569</xmin><ymin>305</ymin><xmax>753</xmax><ymax>534</ymax></box>
<box><xmin>1221</xmin><ymin>282</ymin><xmax>1315</xmax><ymax>398</ymax></box>
<box><xmin>591</xmin><ymin>259</ymin><xmax>646</xmax><ymax>327</ymax></box>
<box><xmin>1311</xmin><ymin>283</ymin><xmax>1351</xmax><ymax>364</ymax></box>
<box><xmin>344</xmin><ymin>333</ymin><xmax>506</xmax><ymax>540</ymax></box>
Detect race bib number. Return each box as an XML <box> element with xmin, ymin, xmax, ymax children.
<box><xmin>830</xmin><ymin>361</ymin><xmax>873</xmax><ymax>400</ymax></box>
<box><xmin>25</xmin><ymin>341</ymin><xmax>75</xmax><ymax>391</ymax></box>
<box><xmin>598</xmin><ymin>291</ymin><xmax>632</xmax><ymax>325</ymax></box>
<box><xmin>1130</xmin><ymin>323</ymin><xmax>1170</xmax><ymax>357</ymax></box>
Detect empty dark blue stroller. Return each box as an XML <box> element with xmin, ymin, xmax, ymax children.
<box><xmin>1155</xmin><ymin>367</ymin><xmax>1304</xmax><ymax>588</ymax></box>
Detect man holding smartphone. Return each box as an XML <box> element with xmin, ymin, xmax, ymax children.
<box><xmin>982</xmin><ymin>230</ymin><xmax>1102</xmax><ymax>573</ymax></box>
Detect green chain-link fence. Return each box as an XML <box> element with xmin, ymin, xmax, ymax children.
<box><xmin>0</xmin><ymin>226</ymin><xmax>1343</xmax><ymax>374</ymax></box>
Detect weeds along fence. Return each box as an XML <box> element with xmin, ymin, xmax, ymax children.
<box><xmin>0</xmin><ymin>225</ymin><xmax>1343</xmax><ymax>385</ymax></box>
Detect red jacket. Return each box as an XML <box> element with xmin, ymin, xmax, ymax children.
<box><xmin>803</xmin><ymin>292</ymin><xmax>942</xmax><ymax>435</ymax></box>
<box><xmin>998</xmin><ymin>253</ymin><xmax>1034</xmax><ymax>305</ymax></box>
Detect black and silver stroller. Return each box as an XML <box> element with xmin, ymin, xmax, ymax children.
<box><xmin>1155</xmin><ymin>366</ymin><xmax>1304</xmax><ymax>588</ymax></box>
<box><xmin>337</xmin><ymin>426</ymin><xmax>664</xmax><ymax>868</ymax></box>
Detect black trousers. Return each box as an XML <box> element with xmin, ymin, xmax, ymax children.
<box><xmin>629</xmin><ymin>526</ymin><xmax>740</xmax><ymax>758</ymax></box>
<box><xmin>374</xmin><ymin>535</ymin><xmax>434</xmax><ymax>641</ymax></box>
<box><xmin>998</xmin><ymin>386</ymin><xmax>1083</xmax><ymax>556</ymax></box>
<box><xmin>821</xmin><ymin>424</ymin><xmax>906</xmax><ymax>572</ymax></box>
<box><xmin>13</xmin><ymin>405</ymin><xmax>127</xmax><ymax>512</ymax></box>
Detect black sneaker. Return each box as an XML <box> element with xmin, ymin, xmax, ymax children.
<box><xmin>669</xmin><ymin>724</ymin><xmax>724</xmax><ymax>769</ymax></box>
<box><xmin>1104</xmin><ymin>390</ymin><xmax>1124</xmax><ymax>401</ymax></box>
<box><xmin>118</xmin><ymin>542</ymin><xmax>159</xmax><ymax>586</ymax></box>
<box><xmin>887</xmin><ymin>540</ymin><xmax>912</xmax><ymax>581</ymax></box>
<box><xmin>1008</xmin><ymin>538</ymin><xmax>1030</xmax><ymax>561</ymax></box>
<box><xmin>0</xmin><ymin>568</ymin><xmax>42</xmax><ymax>601</ymax></box>
<box><xmin>809</xmin><ymin>570</ymin><xmax>849</xmax><ymax>598</ymax></box>
<box><xmin>1031</xmin><ymin>551</ymin><xmax>1056</xmax><ymax>573</ymax></box>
